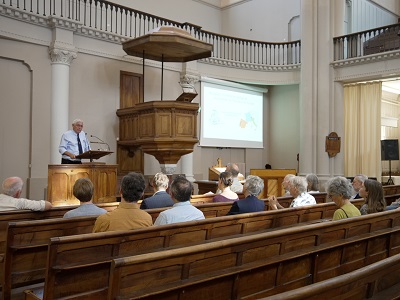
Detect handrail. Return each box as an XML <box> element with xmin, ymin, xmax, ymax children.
<box><xmin>333</xmin><ymin>22</ymin><xmax>400</xmax><ymax>61</ymax></box>
<box><xmin>1</xmin><ymin>0</ymin><xmax>301</xmax><ymax>66</ymax></box>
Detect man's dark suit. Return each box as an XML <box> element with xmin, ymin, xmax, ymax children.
<box><xmin>140</xmin><ymin>191</ymin><xmax>174</xmax><ymax>209</ymax></box>
<box><xmin>227</xmin><ymin>195</ymin><xmax>265</xmax><ymax>215</ymax></box>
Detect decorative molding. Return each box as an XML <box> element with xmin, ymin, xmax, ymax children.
<box><xmin>332</xmin><ymin>50</ymin><xmax>400</xmax><ymax>68</ymax></box>
<box><xmin>75</xmin><ymin>27</ymin><xmax>129</xmax><ymax>44</ymax></box>
<box><xmin>180</xmin><ymin>73</ymin><xmax>201</xmax><ymax>86</ymax></box>
<box><xmin>48</xmin><ymin>16</ymin><xmax>81</xmax><ymax>31</ymax></box>
<box><xmin>160</xmin><ymin>164</ymin><xmax>177</xmax><ymax>175</ymax></box>
<box><xmin>201</xmin><ymin>57</ymin><xmax>301</xmax><ymax>72</ymax></box>
<box><xmin>0</xmin><ymin>4</ymin><xmax>48</xmax><ymax>27</ymax></box>
<box><xmin>49</xmin><ymin>47</ymin><xmax>77</xmax><ymax>65</ymax></box>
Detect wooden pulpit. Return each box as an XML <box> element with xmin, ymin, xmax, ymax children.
<box><xmin>47</xmin><ymin>163</ymin><xmax>118</xmax><ymax>206</ymax></box>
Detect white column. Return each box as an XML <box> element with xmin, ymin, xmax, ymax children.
<box><xmin>49</xmin><ymin>48</ymin><xmax>77</xmax><ymax>164</ymax></box>
<box><xmin>181</xmin><ymin>152</ymin><xmax>195</xmax><ymax>182</ymax></box>
<box><xmin>299</xmin><ymin>0</ymin><xmax>317</xmax><ymax>175</ymax></box>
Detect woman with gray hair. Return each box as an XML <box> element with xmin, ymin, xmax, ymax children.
<box><xmin>269</xmin><ymin>176</ymin><xmax>316</xmax><ymax>210</ymax></box>
<box><xmin>227</xmin><ymin>175</ymin><xmax>265</xmax><ymax>215</ymax></box>
<box><xmin>326</xmin><ymin>176</ymin><xmax>361</xmax><ymax>220</ymax></box>
<box><xmin>140</xmin><ymin>173</ymin><xmax>174</xmax><ymax>209</ymax></box>
<box><xmin>306</xmin><ymin>173</ymin><xmax>319</xmax><ymax>193</ymax></box>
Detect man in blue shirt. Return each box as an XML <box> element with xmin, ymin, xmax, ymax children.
<box><xmin>59</xmin><ymin>119</ymin><xmax>91</xmax><ymax>164</ymax></box>
<box><xmin>154</xmin><ymin>176</ymin><xmax>205</xmax><ymax>225</ymax></box>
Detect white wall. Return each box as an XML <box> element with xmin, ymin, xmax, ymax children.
<box><xmin>268</xmin><ymin>85</ymin><xmax>300</xmax><ymax>170</ymax></box>
<box><xmin>221</xmin><ymin>0</ymin><xmax>301</xmax><ymax>42</ymax></box>
<box><xmin>116</xmin><ymin>0</ymin><xmax>222</xmax><ymax>33</ymax></box>
<box><xmin>371</xmin><ymin>0</ymin><xmax>400</xmax><ymax>16</ymax></box>
<box><xmin>351</xmin><ymin>0</ymin><xmax>399</xmax><ymax>33</ymax></box>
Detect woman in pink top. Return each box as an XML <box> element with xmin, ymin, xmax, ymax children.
<box><xmin>213</xmin><ymin>172</ymin><xmax>239</xmax><ymax>203</ymax></box>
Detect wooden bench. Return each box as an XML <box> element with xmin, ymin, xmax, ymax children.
<box><xmin>190</xmin><ymin>192</ymin><xmax>327</xmax><ymax>205</ymax></box>
<box><xmin>103</xmin><ymin>209</ymin><xmax>400</xmax><ymax>299</ymax></box>
<box><xmin>261</xmin><ymin>253</ymin><xmax>400</xmax><ymax>300</ymax></box>
<box><xmin>383</xmin><ymin>184</ymin><xmax>400</xmax><ymax>205</ymax></box>
<box><xmin>190</xmin><ymin>192</ymin><xmax>245</xmax><ymax>204</ymax></box>
<box><xmin>23</xmin><ymin>199</ymin><xmax>362</xmax><ymax>299</ymax></box>
<box><xmin>0</xmin><ymin>202</ymin><xmax>119</xmax><ymax>278</ymax></box>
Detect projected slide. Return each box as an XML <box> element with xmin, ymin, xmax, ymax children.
<box><xmin>200</xmin><ymin>79</ymin><xmax>264</xmax><ymax>148</ymax></box>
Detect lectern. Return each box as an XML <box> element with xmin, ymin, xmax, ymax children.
<box><xmin>48</xmin><ymin>151</ymin><xmax>117</xmax><ymax>206</ymax></box>
<box><xmin>76</xmin><ymin>150</ymin><xmax>113</xmax><ymax>162</ymax></box>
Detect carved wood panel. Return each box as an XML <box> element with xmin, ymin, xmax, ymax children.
<box><xmin>118</xmin><ymin>71</ymin><xmax>144</xmax><ymax>174</ymax></box>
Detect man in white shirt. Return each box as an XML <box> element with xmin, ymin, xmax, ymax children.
<box><xmin>154</xmin><ymin>176</ymin><xmax>205</xmax><ymax>225</ymax></box>
<box><xmin>268</xmin><ymin>176</ymin><xmax>316</xmax><ymax>209</ymax></box>
<box><xmin>351</xmin><ymin>174</ymin><xmax>368</xmax><ymax>199</ymax></box>
<box><xmin>59</xmin><ymin>119</ymin><xmax>91</xmax><ymax>164</ymax></box>
<box><xmin>0</xmin><ymin>177</ymin><xmax>52</xmax><ymax>211</ymax></box>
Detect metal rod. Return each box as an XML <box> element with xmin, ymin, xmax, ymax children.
<box><xmin>143</xmin><ymin>50</ymin><xmax>145</xmax><ymax>101</ymax></box>
<box><xmin>161</xmin><ymin>54</ymin><xmax>164</xmax><ymax>101</ymax></box>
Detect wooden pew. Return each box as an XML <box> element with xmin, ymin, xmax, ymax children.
<box><xmin>0</xmin><ymin>193</ymin><xmax>325</xmax><ymax>298</ymax></box>
<box><xmin>0</xmin><ymin>202</ymin><xmax>119</xmax><ymax>284</ymax></box>
<box><xmin>190</xmin><ymin>192</ymin><xmax>327</xmax><ymax>206</ymax></box>
<box><xmin>104</xmin><ymin>209</ymin><xmax>400</xmax><ymax>299</ymax></box>
<box><xmin>23</xmin><ymin>200</ymin><xmax>362</xmax><ymax>299</ymax></box>
<box><xmin>190</xmin><ymin>192</ymin><xmax>245</xmax><ymax>204</ymax></box>
<box><xmin>383</xmin><ymin>184</ymin><xmax>400</xmax><ymax>205</ymax></box>
<box><xmin>261</xmin><ymin>253</ymin><xmax>400</xmax><ymax>300</ymax></box>
<box><xmin>0</xmin><ymin>199</ymin><xmax>230</xmax><ymax>297</ymax></box>
<box><xmin>2</xmin><ymin>216</ymin><xmax>98</xmax><ymax>299</ymax></box>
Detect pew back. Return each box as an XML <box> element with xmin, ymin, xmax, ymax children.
<box><xmin>261</xmin><ymin>253</ymin><xmax>400</xmax><ymax>300</ymax></box>
<box><xmin>383</xmin><ymin>184</ymin><xmax>400</xmax><ymax>205</ymax></box>
<box><xmin>0</xmin><ymin>199</ymin><xmax>243</xmax><ymax>297</ymax></box>
<box><xmin>24</xmin><ymin>199</ymin><xmax>361</xmax><ymax>299</ymax></box>
<box><xmin>107</xmin><ymin>209</ymin><xmax>400</xmax><ymax>299</ymax></box>
<box><xmin>0</xmin><ymin>203</ymin><xmax>119</xmax><ymax>293</ymax></box>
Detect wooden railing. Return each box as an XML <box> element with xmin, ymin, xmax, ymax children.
<box><xmin>334</xmin><ymin>23</ymin><xmax>400</xmax><ymax>61</ymax></box>
<box><xmin>2</xmin><ymin>0</ymin><xmax>301</xmax><ymax>66</ymax></box>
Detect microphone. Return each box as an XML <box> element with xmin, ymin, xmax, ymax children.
<box><xmin>90</xmin><ymin>135</ymin><xmax>110</xmax><ymax>151</ymax></box>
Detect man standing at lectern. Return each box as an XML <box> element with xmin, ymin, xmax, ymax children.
<box><xmin>59</xmin><ymin>119</ymin><xmax>90</xmax><ymax>164</ymax></box>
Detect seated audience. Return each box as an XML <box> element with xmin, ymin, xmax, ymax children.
<box><xmin>269</xmin><ymin>176</ymin><xmax>316</xmax><ymax>210</ymax></box>
<box><xmin>213</xmin><ymin>172</ymin><xmax>239</xmax><ymax>203</ymax></box>
<box><xmin>93</xmin><ymin>172</ymin><xmax>152</xmax><ymax>232</ymax></box>
<box><xmin>140</xmin><ymin>172</ymin><xmax>174</xmax><ymax>209</ymax></box>
<box><xmin>227</xmin><ymin>175</ymin><xmax>265</xmax><ymax>215</ymax></box>
<box><xmin>306</xmin><ymin>173</ymin><xmax>319</xmax><ymax>193</ymax></box>
<box><xmin>0</xmin><ymin>177</ymin><xmax>52</xmax><ymax>211</ymax></box>
<box><xmin>225</xmin><ymin>163</ymin><xmax>243</xmax><ymax>193</ymax></box>
<box><xmin>386</xmin><ymin>198</ymin><xmax>400</xmax><ymax>210</ymax></box>
<box><xmin>154</xmin><ymin>176</ymin><xmax>205</xmax><ymax>225</ymax></box>
<box><xmin>326</xmin><ymin>176</ymin><xmax>361</xmax><ymax>220</ymax></box>
<box><xmin>63</xmin><ymin>178</ymin><xmax>107</xmax><ymax>218</ymax></box>
<box><xmin>282</xmin><ymin>174</ymin><xmax>295</xmax><ymax>195</ymax></box>
<box><xmin>358</xmin><ymin>179</ymin><xmax>386</xmax><ymax>215</ymax></box>
<box><xmin>351</xmin><ymin>174</ymin><xmax>368</xmax><ymax>199</ymax></box>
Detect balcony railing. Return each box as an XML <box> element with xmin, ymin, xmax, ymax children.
<box><xmin>2</xmin><ymin>0</ymin><xmax>301</xmax><ymax>67</ymax></box>
<box><xmin>334</xmin><ymin>23</ymin><xmax>400</xmax><ymax>61</ymax></box>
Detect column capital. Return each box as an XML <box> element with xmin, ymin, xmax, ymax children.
<box><xmin>49</xmin><ymin>46</ymin><xmax>77</xmax><ymax>65</ymax></box>
<box><xmin>180</xmin><ymin>72</ymin><xmax>200</xmax><ymax>87</ymax></box>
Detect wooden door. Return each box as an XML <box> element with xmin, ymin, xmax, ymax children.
<box><xmin>118</xmin><ymin>71</ymin><xmax>144</xmax><ymax>174</ymax></box>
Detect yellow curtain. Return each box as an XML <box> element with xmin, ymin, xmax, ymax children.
<box><xmin>344</xmin><ymin>82</ymin><xmax>382</xmax><ymax>178</ymax></box>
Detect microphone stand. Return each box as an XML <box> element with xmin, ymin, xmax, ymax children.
<box><xmin>90</xmin><ymin>135</ymin><xmax>110</xmax><ymax>151</ymax></box>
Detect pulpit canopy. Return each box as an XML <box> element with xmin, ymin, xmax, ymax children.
<box><xmin>122</xmin><ymin>26</ymin><xmax>213</xmax><ymax>62</ymax></box>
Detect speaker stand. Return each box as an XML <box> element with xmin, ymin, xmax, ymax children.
<box><xmin>387</xmin><ymin>160</ymin><xmax>394</xmax><ymax>185</ymax></box>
